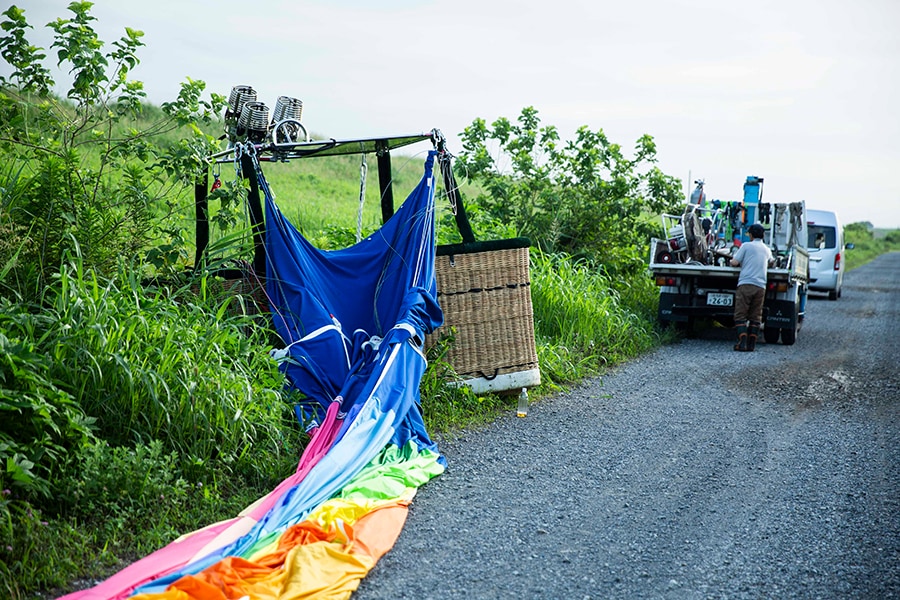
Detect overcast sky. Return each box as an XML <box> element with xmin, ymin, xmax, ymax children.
<box><xmin>8</xmin><ymin>0</ymin><xmax>900</xmax><ymax>228</ymax></box>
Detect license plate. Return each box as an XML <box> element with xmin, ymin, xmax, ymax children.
<box><xmin>707</xmin><ymin>292</ymin><xmax>733</xmax><ymax>306</ymax></box>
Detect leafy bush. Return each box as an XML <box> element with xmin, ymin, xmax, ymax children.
<box><xmin>0</xmin><ymin>315</ymin><xmax>95</xmax><ymax>500</ymax></box>
<box><xmin>0</xmin><ymin>438</ymin><xmax>271</xmax><ymax>597</ymax></box>
<box><xmin>53</xmin><ymin>439</ymin><xmax>256</xmax><ymax>555</ymax></box>
<box><xmin>60</xmin><ymin>440</ymin><xmax>191</xmax><ymax>525</ymax></box>
<box><xmin>436</xmin><ymin>196</ymin><xmax>517</xmax><ymax>245</ymax></box>
<box><xmin>455</xmin><ymin>107</ymin><xmax>682</xmax><ymax>275</ymax></box>
<box><xmin>1</xmin><ymin>493</ymin><xmax>107</xmax><ymax>596</ymax></box>
<box><xmin>0</xmin><ymin>3</ymin><xmax>226</xmax><ymax>300</ymax></box>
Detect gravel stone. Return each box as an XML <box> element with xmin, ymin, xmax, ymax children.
<box><xmin>355</xmin><ymin>252</ymin><xmax>900</xmax><ymax>600</ymax></box>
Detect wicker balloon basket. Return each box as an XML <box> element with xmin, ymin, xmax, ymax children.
<box><xmin>426</xmin><ymin>240</ymin><xmax>541</xmax><ymax>394</ymax></box>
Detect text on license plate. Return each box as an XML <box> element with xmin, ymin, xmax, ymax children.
<box><xmin>707</xmin><ymin>292</ymin><xmax>733</xmax><ymax>306</ymax></box>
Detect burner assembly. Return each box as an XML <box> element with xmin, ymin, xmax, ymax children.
<box><xmin>223</xmin><ymin>85</ymin><xmax>307</xmax><ymax>146</ymax></box>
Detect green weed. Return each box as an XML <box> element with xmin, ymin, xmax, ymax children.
<box><xmin>530</xmin><ymin>250</ymin><xmax>660</xmax><ymax>385</ymax></box>
<box><xmin>420</xmin><ymin>334</ymin><xmax>510</xmax><ymax>434</ymax></box>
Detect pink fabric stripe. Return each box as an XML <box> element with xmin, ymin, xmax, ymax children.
<box><xmin>58</xmin><ymin>401</ymin><xmax>345</xmax><ymax>600</ymax></box>
<box><xmin>245</xmin><ymin>400</ymin><xmax>343</xmax><ymax>520</ymax></box>
<box><xmin>56</xmin><ymin>517</ymin><xmax>238</xmax><ymax>600</ymax></box>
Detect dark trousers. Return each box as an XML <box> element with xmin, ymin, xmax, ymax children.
<box><xmin>734</xmin><ymin>284</ymin><xmax>765</xmax><ymax>325</ymax></box>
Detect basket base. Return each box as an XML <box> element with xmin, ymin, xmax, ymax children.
<box><xmin>447</xmin><ymin>368</ymin><xmax>541</xmax><ymax>395</ymax></box>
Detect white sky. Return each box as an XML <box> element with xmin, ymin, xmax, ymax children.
<box><xmin>8</xmin><ymin>0</ymin><xmax>900</xmax><ymax>227</ymax></box>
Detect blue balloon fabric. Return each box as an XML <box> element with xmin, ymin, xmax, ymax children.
<box><xmin>264</xmin><ymin>149</ymin><xmax>444</xmax><ymax>451</ymax></box>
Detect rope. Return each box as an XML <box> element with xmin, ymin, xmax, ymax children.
<box><xmin>243</xmin><ymin>147</ymin><xmax>295</xmax><ymax>343</ymax></box>
<box><xmin>438</xmin><ymin>147</ymin><xmax>459</xmax><ymax>216</ymax></box>
<box><xmin>788</xmin><ymin>202</ymin><xmax>804</xmax><ymax>248</ymax></box>
<box><xmin>357</xmin><ymin>151</ymin><xmax>367</xmax><ymax>243</ymax></box>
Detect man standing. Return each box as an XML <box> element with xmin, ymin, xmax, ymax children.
<box><xmin>730</xmin><ymin>223</ymin><xmax>774</xmax><ymax>351</ymax></box>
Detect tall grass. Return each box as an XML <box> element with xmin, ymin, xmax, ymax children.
<box><xmin>1</xmin><ymin>254</ymin><xmax>309</xmax><ymax>595</ymax></box>
<box><xmin>46</xmin><ymin>258</ymin><xmax>303</xmax><ymax>482</ymax></box>
<box><xmin>530</xmin><ymin>250</ymin><xmax>661</xmax><ymax>385</ymax></box>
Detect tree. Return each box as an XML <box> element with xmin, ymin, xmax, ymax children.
<box><xmin>0</xmin><ymin>2</ymin><xmax>225</xmax><ymax>299</ymax></box>
<box><xmin>455</xmin><ymin>107</ymin><xmax>682</xmax><ymax>275</ymax></box>
<box><xmin>845</xmin><ymin>221</ymin><xmax>874</xmax><ymax>240</ymax></box>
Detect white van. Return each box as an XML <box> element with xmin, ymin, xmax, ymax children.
<box><xmin>806</xmin><ymin>209</ymin><xmax>846</xmax><ymax>300</ymax></box>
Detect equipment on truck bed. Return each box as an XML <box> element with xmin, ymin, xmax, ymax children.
<box><xmin>649</xmin><ymin>175</ymin><xmax>810</xmax><ymax>345</ymax></box>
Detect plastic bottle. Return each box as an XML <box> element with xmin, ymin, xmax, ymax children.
<box><xmin>517</xmin><ymin>387</ymin><xmax>528</xmax><ymax>417</ymax></box>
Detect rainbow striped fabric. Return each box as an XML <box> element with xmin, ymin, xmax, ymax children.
<box><xmin>61</xmin><ymin>151</ymin><xmax>445</xmax><ymax>600</ymax></box>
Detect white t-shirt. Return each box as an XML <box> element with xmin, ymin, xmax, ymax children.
<box><xmin>732</xmin><ymin>239</ymin><xmax>773</xmax><ymax>288</ymax></box>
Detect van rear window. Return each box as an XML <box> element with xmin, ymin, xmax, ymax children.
<box><xmin>808</xmin><ymin>225</ymin><xmax>836</xmax><ymax>249</ymax></box>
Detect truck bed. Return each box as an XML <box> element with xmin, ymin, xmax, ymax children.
<box><xmin>649</xmin><ymin>262</ymin><xmax>794</xmax><ymax>281</ymax></box>
<box><xmin>649</xmin><ymin>239</ymin><xmax>809</xmax><ymax>283</ymax></box>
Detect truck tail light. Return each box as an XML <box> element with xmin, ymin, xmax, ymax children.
<box><xmin>655</xmin><ymin>276</ymin><xmax>677</xmax><ymax>286</ymax></box>
<box><xmin>834</xmin><ymin>253</ymin><xmax>841</xmax><ymax>271</ymax></box>
<box><xmin>767</xmin><ymin>282</ymin><xmax>788</xmax><ymax>292</ymax></box>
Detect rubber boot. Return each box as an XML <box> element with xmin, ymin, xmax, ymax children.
<box><xmin>747</xmin><ymin>324</ymin><xmax>759</xmax><ymax>352</ymax></box>
<box><xmin>734</xmin><ymin>325</ymin><xmax>748</xmax><ymax>352</ymax></box>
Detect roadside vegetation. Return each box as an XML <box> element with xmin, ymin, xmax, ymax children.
<box><xmin>1</xmin><ymin>4</ymin><xmax>897</xmax><ymax>598</ymax></box>
<box><xmin>844</xmin><ymin>222</ymin><xmax>900</xmax><ymax>271</ymax></box>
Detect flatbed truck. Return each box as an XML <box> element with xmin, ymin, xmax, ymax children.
<box><xmin>649</xmin><ymin>176</ymin><xmax>810</xmax><ymax>345</ymax></box>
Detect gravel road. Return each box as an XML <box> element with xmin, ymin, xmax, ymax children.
<box><xmin>355</xmin><ymin>252</ymin><xmax>900</xmax><ymax>600</ymax></box>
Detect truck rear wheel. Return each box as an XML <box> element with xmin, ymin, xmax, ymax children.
<box><xmin>781</xmin><ymin>326</ymin><xmax>796</xmax><ymax>345</ymax></box>
<box><xmin>780</xmin><ymin>301</ymin><xmax>800</xmax><ymax>345</ymax></box>
<box><xmin>763</xmin><ymin>326</ymin><xmax>780</xmax><ymax>344</ymax></box>
<box><xmin>675</xmin><ymin>318</ymin><xmax>695</xmax><ymax>337</ymax></box>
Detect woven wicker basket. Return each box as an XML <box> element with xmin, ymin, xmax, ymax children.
<box><xmin>193</xmin><ymin>268</ymin><xmax>269</xmax><ymax>317</ymax></box>
<box><xmin>426</xmin><ymin>243</ymin><xmax>540</xmax><ymax>389</ymax></box>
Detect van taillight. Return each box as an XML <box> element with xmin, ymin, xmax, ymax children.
<box><xmin>834</xmin><ymin>253</ymin><xmax>841</xmax><ymax>271</ymax></box>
